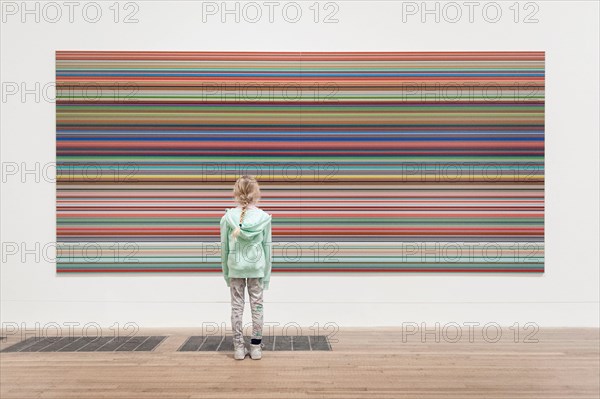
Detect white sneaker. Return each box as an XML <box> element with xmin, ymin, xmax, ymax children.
<box><xmin>233</xmin><ymin>344</ymin><xmax>249</xmax><ymax>360</ymax></box>
<box><xmin>249</xmin><ymin>343</ymin><xmax>263</xmax><ymax>360</ymax></box>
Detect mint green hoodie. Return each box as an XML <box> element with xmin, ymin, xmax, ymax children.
<box><xmin>220</xmin><ymin>207</ymin><xmax>272</xmax><ymax>289</ymax></box>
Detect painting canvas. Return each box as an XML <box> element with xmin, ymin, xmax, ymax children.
<box><xmin>56</xmin><ymin>51</ymin><xmax>544</xmax><ymax>273</ymax></box>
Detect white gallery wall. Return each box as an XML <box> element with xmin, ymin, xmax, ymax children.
<box><xmin>1</xmin><ymin>1</ymin><xmax>598</xmax><ymax>328</ymax></box>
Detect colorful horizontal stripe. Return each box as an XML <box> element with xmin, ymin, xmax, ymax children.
<box><xmin>56</xmin><ymin>51</ymin><xmax>544</xmax><ymax>273</ymax></box>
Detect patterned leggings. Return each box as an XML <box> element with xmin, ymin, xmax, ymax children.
<box><xmin>230</xmin><ymin>277</ymin><xmax>264</xmax><ymax>347</ymax></box>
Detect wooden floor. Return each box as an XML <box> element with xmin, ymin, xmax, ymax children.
<box><xmin>1</xmin><ymin>327</ymin><xmax>598</xmax><ymax>399</ymax></box>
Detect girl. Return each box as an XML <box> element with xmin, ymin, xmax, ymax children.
<box><xmin>220</xmin><ymin>175</ymin><xmax>272</xmax><ymax>360</ymax></box>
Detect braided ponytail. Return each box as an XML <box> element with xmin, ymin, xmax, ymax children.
<box><xmin>231</xmin><ymin>175</ymin><xmax>261</xmax><ymax>241</ymax></box>
<box><xmin>232</xmin><ymin>199</ymin><xmax>249</xmax><ymax>240</ymax></box>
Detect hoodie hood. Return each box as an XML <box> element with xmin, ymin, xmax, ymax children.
<box><xmin>223</xmin><ymin>207</ymin><xmax>272</xmax><ymax>240</ymax></box>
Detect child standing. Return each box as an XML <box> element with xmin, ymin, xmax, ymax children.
<box><xmin>220</xmin><ymin>175</ymin><xmax>272</xmax><ymax>360</ymax></box>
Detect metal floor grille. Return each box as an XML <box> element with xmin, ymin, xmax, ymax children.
<box><xmin>179</xmin><ymin>335</ymin><xmax>332</xmax><ymax>351</ymax></box>
<box><xmin>1</xmin><ymin>336</ymin><xmax>166</xmax><ymax>352</ymax></box>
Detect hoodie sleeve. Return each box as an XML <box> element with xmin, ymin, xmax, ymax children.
<box><xmin>261</xmin><ymin>216</ymin><xmax>273</xmax><ymax>290</ymax></box>
<box><xmin>220</xmin><ymin>212</ymin><xmax>230</xmax><ymax>287</ymax></box>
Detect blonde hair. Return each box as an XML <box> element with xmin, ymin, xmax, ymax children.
<box><xmin>231</xmin><ymin>175</ymin><xmax>261</xmax><ymax>240</ymax></box>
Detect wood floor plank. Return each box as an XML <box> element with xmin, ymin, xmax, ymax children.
<box><xmin>1</xmin><ymin>327</ymin><xmax>598</xmax><ymax>399</ymax></box>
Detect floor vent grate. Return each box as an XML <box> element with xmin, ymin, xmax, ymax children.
<box><xmin>1</xmin><ymin>336</ymin><xmax>167</xmax><ymax>352</ymax></box>
<box><xmin>178</xmin><ymin>335</ymin><xmax>332</xmax><ymax>351</ymax></box>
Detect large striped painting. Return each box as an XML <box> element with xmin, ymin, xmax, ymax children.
<box><xmin>56</xmin><ymin>51</ymin><xmax>544</xmax><ymax>273</ymax></box>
